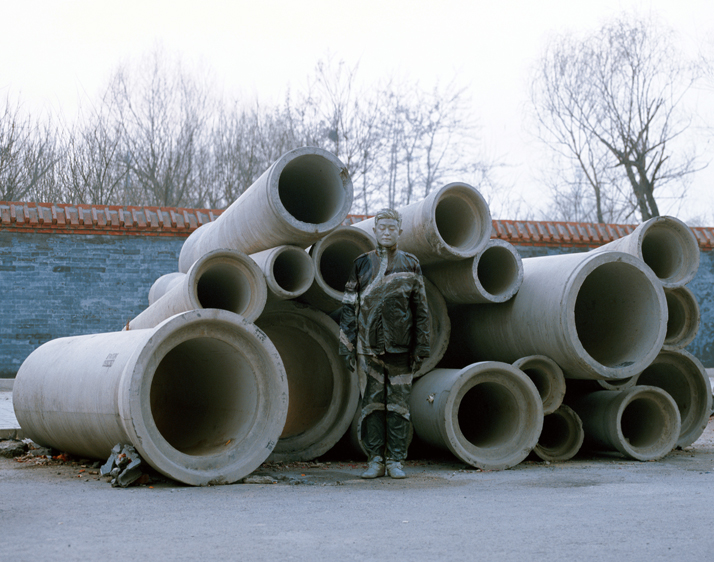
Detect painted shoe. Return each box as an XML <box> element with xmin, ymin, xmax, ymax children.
<box><xmin>386</xmin><ymin>460</ymin><xmax>406</xmax><ymax>479</ymax></box>
<box><xmin>360</xmin><ymin>457</ymin><xmax>385</xmax><ymax>479</ymax></box>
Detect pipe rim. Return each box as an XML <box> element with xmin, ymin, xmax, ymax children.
<box><xmin>512</xmin><ymin>355</ymin><xmax>566</xmax><ymax>415</ymax></box>
<box><xmin>473</xmin><ymin>239</ymin><xmax>524</xmax><ymax>303</ymax></box>
<box><xmin>262</xmin><ymin>245</ymin><xmax>316</xmax><ymax>300</ymax></box>
<box><xmin>533</xmin><ymin>405</ymin><xmax>584</xmax><ymax>462</ymax></box>
<box><xmin>663</xmin><ymin>286</ymin><xmax>700</xmax><ymax>349</ymax></box>
<box><xmin>119</xmin><ymin>309</ymin><xmax>289</xmax><ymax>486</ymax></box>
<box><xmin>637</xmin><ymin>216</ymin><xmax>700</xmax><ymax>288</ymax></box>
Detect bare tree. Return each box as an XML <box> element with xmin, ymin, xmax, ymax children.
<box><xmin>531</xmin><ymin>13</ymin><xmax>700</xmax><ymax>222</ymax></box>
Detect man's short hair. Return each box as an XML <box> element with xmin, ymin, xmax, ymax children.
<box><xmin>374</xmin><ymin>208</ymin><xmax>402</xmax><ymax>228</ymax></box>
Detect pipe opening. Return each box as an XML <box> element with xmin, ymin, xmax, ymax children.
<box><xmin>521</xmin><ymin>368</ymin><xmax>551</xmax><ymax>404</ymax></box>
<box><xmin>197</xmin><ymin>263</ymin><xmax>252</xmax><ymax>313</ymax></box>
<box><xmin>666</xmin><ymin>291</ymin><xmax>687</xmax><ymax>342</ymax></box>
<box><xmin>620</xmin><ymin>397</ymin><xmax>667</xmax><ymax>449</ymax></box>
<box><xmin>477</xmin><ymin>246</ymin><xmax>519</xmax><ymax>297</ymax></box>
<box><xmin>637</xmin><ymin>363</ymin><xmax>689</xmax><ymax>420</ymax></box>
<box><xmin>538</xmin><ymin>411</ymin><xmax>569</xmax><ymax>450</ymax></box>
<box><xmin>149</xmin><ymin>337</ymin><xmax>259</xmax><ymax>456</ymax></box>
<box><xmin>260</xmin><ymin>325</ymin><xmax>334</xmax><ymax>439</ymax></box>
<box><xmin>434</xmin><ymin>193</ymin><xmax>481</xmax><ymax>251</ymax></box>
<box><xmin>574</xmin><ymin>262</ymin><xmax>662</xmax><ymax>368</ymax></box>
<box><xmin>278</xmin><ymin>154</ymin><xmax>346</xmax><ymax>224</ymax></box>
<box><xmin>457</xmin><ymin>382</ymin><xmax>521</xmax><ymax>448</ymax></box>
<box><xmin>641</xmin><ymin>228</ymin><xmax>686</xmax><ymax>281</ymax></box>
<box><xmin>273</xmin><ymin>249</ymin><xmax>313</xmax><ymax>294</ymax></box>
<box><xmin>319</xmin><ymin>239</ymin><xmax>367</xmax><ymax>291</ymax></box>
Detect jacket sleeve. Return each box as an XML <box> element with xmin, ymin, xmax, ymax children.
<box><xmin>411</xmin><ymin>263</ymin><xmax>431</xmax><ymax>358</ymax></box>
<box><xmin>339</xmin><ymin>260</ymin><xmax>359</xmax><ymax>357</ymax></box>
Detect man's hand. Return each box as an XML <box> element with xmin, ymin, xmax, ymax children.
<box><xmin>342</xmin><ymin>354</ymin><xmax>356</xmax><ymax>372</ymax></box>
<box><xmin>411</xmin><ymin>355</ymin><xmax>425</xmax><ymax>374</ymax></box>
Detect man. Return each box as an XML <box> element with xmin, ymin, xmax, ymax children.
<box><xmin>339</xmin><ymin>208</ymin><xmax>430</xmax><ymax>479</ymax></box>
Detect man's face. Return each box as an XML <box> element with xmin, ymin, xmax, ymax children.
<box><xmin>374</xmin><ymin>218</ymin><xmax>402</xmax><ymax>249</ymax></box>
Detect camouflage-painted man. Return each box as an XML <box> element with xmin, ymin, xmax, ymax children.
<box><xmin>339</xmin><ymin>208</ymin><xmax>430</xmax><ymax>479</ymax></box>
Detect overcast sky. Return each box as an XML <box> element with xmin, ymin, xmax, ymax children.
<box><xmin>2</xmin><ymin>0</ymin><xmax>713</xmax><ymax>222</ymax></box>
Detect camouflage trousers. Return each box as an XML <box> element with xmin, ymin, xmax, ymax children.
<box><xmin>357</xmin><ymin>352</ymin><xmax>413</xmax><ymax>462</ymax></box>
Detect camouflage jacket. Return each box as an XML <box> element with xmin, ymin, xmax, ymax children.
<box><xmin>339</xmin><ymin>247</ymin><xmax>430</xmax><ymax>360</ymax></box>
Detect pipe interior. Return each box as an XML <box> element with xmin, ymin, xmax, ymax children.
<box><xmin>278</xmin><ymin>154</ymin><xmax>346</xmax><ymax>224</ymax></box>
<box><xmin>477</xmin><ymin>246</ymin><xmax>519</xmax><ymax>296</ymax></box>
<box><xmin>197</xmin><ymin>262</ymin><xmax>252</xmax><ymax>314</ymax></box>
<box><xmin>319</xmin><ymin>238</ymin><xmax>370</xmax><ymax>291</ymax></box>
<box><xmin>637</xmin><ymin>363</ymin><xmax>690</xmax><ymax>420</ymax></box>
<box><xmin>273</xmin><ymin>249</ymin><xmax>313</xmax><ymax>294</ymax></box>
<box><xmin>641</xmin><ymin>227</ymin><xmax>686</xmax><ymax>281</ymax></box>
<box><xmin>457</xmin><ymin>382</ymin><xmax>521</xmax><ymax>448</ymax></box>
<box><xmin>538</xmin><ymin>411</ymin><xmax>569</xmax><ymax>450</ymax></box>
<box><xmin>620</xmin><ymin>397</ymin><xmax>668</xmax><ymax>449</ymax></box>
<box><xmin>521</xmin><ymin>367</ymin><xmax>551</xmax><ymax>403</ymax></box>
<box><xmin>149</xmin><ymin>337</ymin><xmax>259</xmax><ymax>456</ymax></box>
<box><xmin>665</xmin><ymin>290</ymin><xmax>691</xmax><ymax>343</ymax></box>
<box><xmin>434</xmin><ymin>193</ymin><xmax>482</xmax><ymax>251</ymax></box>
<box><xmin>259</xmin><ymin>325</ymin><xmax>334</xmax><ymax>439</ymax></box>
<box><xmin>574</xmin><ymin>262</ymin><xmax>662</xmax><ymax>368</ymax></box>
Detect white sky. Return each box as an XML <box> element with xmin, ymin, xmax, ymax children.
<box><xmin>2</xmin><ymin>0</ymin><xmax>713</xmax><ymax>222</ymax></box>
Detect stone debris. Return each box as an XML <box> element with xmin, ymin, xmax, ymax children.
<box><xmin>101</xmin><ymin>444</ymin><xmax>146</xmax><ymax>488</ymax></box>
<box><xmin>0</xmin><ymin>439</ymin><xmax>28</xmax><ymax>458</ymax></box>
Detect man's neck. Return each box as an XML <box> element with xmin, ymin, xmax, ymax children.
<box><xmin>377</xmin><ymin>244</ymin><xmax>398</xmax><ymax>265</ymax></box>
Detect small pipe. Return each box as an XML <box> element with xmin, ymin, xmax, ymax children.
<box><xmin>250</xmin><ymin>245</ymin><xmax>315</xmax><ymax>301</ymax></box>
<box><xmin>662</xmin><ymin>286</ymin><xmax>700</xmax><ymax>350</ymax></box>
<box><xmin>512</xmin><ymin>355</ymin><xmax>566</xmax><ymax>415</ymax></box>
<box><xmin>533</xmin><ymin>405</ymin><xmax>584</xmax><ymax>462</ymax></box>
<box><xmin>148</xmin><ymin>272</ymin><xmax>185</xmax><ymax>305</ymax></box>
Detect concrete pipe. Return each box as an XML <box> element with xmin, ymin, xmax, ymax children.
<box><xmin>13</xmin><ymin>309</ymin><xmax>289</xmax><ymax>486</ymax></box>
<box><xmin>635</xmin><ymin>348</ymin><xmax>712</xmax><ymax>448</ymax></box>
<box><xmin>128</xmin><ymin>249</ymin><xmax>268</xmax><ymax>330</ymax></box>
<box><xmin>299</xmin><ymin>226</ymin><xmax>376</xmax><ymax>313</ymax></box>
<box><xmin>148</xmin><ymin>272</ymin><xmax>185</xmax><ymax>305</ymax></box>
<box><xmin>570</xmin><ymin>386</ymin><xmax>680</xmax><ymax>461</ymax></box>
<box><xmin>445</xmin><ymin>251</ymin><xmax>667</xmax><ymax>380</ymax></box>
<box><xmin>533</xmin><ymin>405</ymin><xmax>584</xmax><ymax>462</ymax></box>
<box><xmin>178</xmin><ymin>147</ymin><xmax>353</xmax><ymax>272</ymax></box>
<box><xmin>592</xmin><ymin>215</ymin><xmax>700</xmax><ymax>288</ymax></box>
<box><xmin>256</xmin><ymin>301</ymin><xmax>360</xmax><ymax>462</ymax></box>
<box><xmin>423</xmin><ymin>239</ymin><xmax>523</xmax><ymax>304</ymax></box>
<box><xmin>410</xmin><ymin>362</ymin><xmax>543</xmax><ymax>471</ymax></box>
<box><xmin>416</xmin><ymin>278</ymin><xmax>451</xmax><ymax>377</ymax></box>
<box><xmin>512</xmin><ymin>355</ymin><xmax>566</xmax><ymax>415</ymax></box>
<box><xmin>565</xmin><ymin>375</ymin><xmax>641</xmax><ymax>399</ymax></box>
<box><xmin>250</xmin><ymin>245</ymin><xmax>315</xmax><ymax>301</ymax></box>
<box><xmin>663</xmin><ymin>286</ymin><xmax>700</xmax><ymax>350</ymax></box>
<box><xmin>351</xmin><ymin>182</ymin><xmax>492</xmax><ymax>265</ymax></box>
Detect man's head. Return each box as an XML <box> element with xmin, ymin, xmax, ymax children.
<box><xmin>373</xmin><ymin>208</ymin><xmax>403</xmax><ymax>249</ymax></box>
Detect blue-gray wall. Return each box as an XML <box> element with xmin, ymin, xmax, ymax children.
<box><xmin>1</xmin><ymin>231</ymin><xmax>712</xmax><ymax>377</ymax></box>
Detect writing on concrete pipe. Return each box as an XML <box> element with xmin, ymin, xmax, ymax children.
<box><xmin>592</xmin><ymin>215</ymin><xmax>700</xmax><ymax>288</ymax></box>
<box><xmin>250</xmin><ymin>245</ymin><xmax>316</xmax><ymax>301</ymax></box>
<box><xmin>128</xmin><ymin>249</ymin><xmax>268</xmax><ymax>330</ymax></box>
<box><xmin>179</xmin><ymin>146</ymin><xmax>353</xmax><ymax>272</ymax></box>
<box><xmin>532</xmin><ymin>405</ymin><xmax>584</xmax><ymax>462</ymax></box>
<box><xmin>351</xmin><ymin>182</ymin><xmax>492</xmax><ymax>265</ymax></box>
<box><xmin>256</xmin><ymin>301</ymin><xmax>360</xmax><ymax>462</ymax></box>
<box><xmin>662</xmin><ymin>286</ymin><xmax>701</xmax><ymax>350</ymax></box>
<box><xmin>569</xmin><ymin>386</ymin><xmax>680</xmax><ymax>461</ymax></box>
<box><xmin>13</xmin><ymin>310</ymin><xmax>289</xmax><ymax>486</ymax></box>
<box><xmin>410</xmin><ymin>362</ymin><xmax>543</xmax><ymax>471</ymax></box>
<box><xmin>635</xmin><ymin>348</ymin><xmax>712</xmax><ymax>448</ymax></box>
<box><xmin>422</xmin><ymin>239</ymin><xmax>523</xmax><ymax>304</ymax></box>
<box><xmin>445</xmin><ymin>251</ymin><xmax>667</xmax><ymax>380</ymax></box>
<box><xmin>148</xmin><ymin>272</ymin><xmax>185</xmax><ymax>305</ymax></box>
<box><xmin>298</xmin><ymin>226</ymin><xmax>376</xmax><ymax>313</ymax></box>
<box><xmin>512</xmin><ymin>355</ymin><xmax>566</xmax><ymax>415</ymax></box>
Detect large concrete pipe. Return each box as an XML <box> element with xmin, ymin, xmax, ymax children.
<box><xmin>250</xmin><ymin>245</ymin><xmax>315</xmax><ymax>301</ymax></box>
<box><xmin>445</xmin><ymin>251</ymin><xmax>667</xmax><ymax>380</ymax></box>
<box><xmin>592</xmin><ymin>215</ymin><xmax>700</xmax><ymax>288</ymax></box>
<box><xmin>532</xmin><ymin>405</ymin><xmax>584</xmax><ymax>462</ymax></box>
<box><xmin>255</xmin><ymin>301</ymin><xmax>360</xmax><ymax>462</ymax></box>
<box><xmin>351</xmin><ymin>182</ymin><xmax>492</xmax><ymax>265</ymax></box>
<box><xmin>635</xmin><ymin>348</ymin><xmax>711</xmax><ymax>448</ymax></box>
<box><xmin>410</xmin><ymin>362</ymin><xmax>543</xmax><ymax>470</ymax></box>
<box><xmin>178</xmin><ymin>147</ymin><xmax>353</xmax><ymax>272</ymax></box>
<box><xmin>128</xmin><ymin>249</ymin><xmax>268</xmax><ymax>330</ymax></box>
<box><xmin>148</xmin><ymin>272</ymin><xmax>185</xmax><ymax>305</ymax></box>
<box><xmin>13</xmin><ymin>310</ymin><xmax>289</xmax><ymax>486</ymax></box>
<box><xmin>569</xmin><ymin>386</ymin><xmax>680</xmax><ymax>461</ymax></box>
<box><xmin>417</xmin><ymin>278</ymin><xmax>451</xmax><ymax>377</ymax></box>
<box><xmin>663</xmin><ymin>286</ymin><xmax>700</xmax><ymax>350</ymax></box>
<box><xmin>298</xmin><ymin>226</ymin><xmax>376</xmax><ymax>313</ymax></box>
<box><xmin>422</xmin><ymin>239</ymin><xmax>523</xmax><ymax>304</ymax></box>
<box><xmin>512</xmin><ymin>355</ymin><xmax>566</xmax><ymax>415</ymax></box>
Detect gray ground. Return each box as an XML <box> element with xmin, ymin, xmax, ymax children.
<box><xmin>3</xmin><ymin>419</ymin><xmax>714</xmax><ymax>562</ymax></box>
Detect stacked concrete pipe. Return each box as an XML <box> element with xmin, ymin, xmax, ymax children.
<box><xmin>422</xmin><ymin>239</ymin><xmax>523</xmax><ymax>304</ymax></box>
<box><xmin>532</xmin><ymin>405</ymin><xmax>584</xmax><ymax>463</ymax></box>
<box><xmin>351</xmin><ymin>182</ymin><xmax>492</xmax><ymax>265</ymax></box>
<box><xmin>178</xmin><ymin>146</ymin><xmax>354</xmax><ymax>272</ymax></box>
<box><xmin>592</xmin><ymin>215</ymin><xmax>700</xmax><ymax>288</ymax></box>
<box><xmin>410</xmin><ymin>362</ymin><xmax>543</xmax><ymax>470</ymax></box>
<box><xmin>299</xmin><ymin>226</ymin><xmax>376</xmax><ymax>313</ymax></box>
<box><xmin>512</xmin><ymin>355</ymin><xmax>565</xmax><ymax>415</ymax></box>
<box><xmin>13</xmin><ymin>310</ymin><xmax>289</xmax><ymax>486</ymax></box>
<box><xmin>148</xmin><ymin>272</ymin><xmax>185</xmax><ymax>305</ymax></box>
<box><xmin>569</xmin><ymin>386</ymin><xmax>680</xmax><ymax>461</ymax></box>
<box><xmin>663</xmin><ymin>286</ymin><xmax>700</xmax><ymax>350</ymax></box>
<box><xmin>250</xmin><ymin>245</ymin><xmax>316</xmax><ymax>301</ymax></box>
<box><xmin>635</xmin><ymin>348</ymin><xmax>711</xmax><ymax>448</ymax></box>
<box><xmin>127</xmin><ymin>249</ymin><xmax>268</xmax><ymax>330</ymax></box>
<box><xmin>255</xmin><ymin>301</ymin><xmax>360</xmax><ymax>462</ymax></box>
<box><xmin>445</xmin><ymin>251</ymin><xmax>667</xmax><ymax>380</ymax></box>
